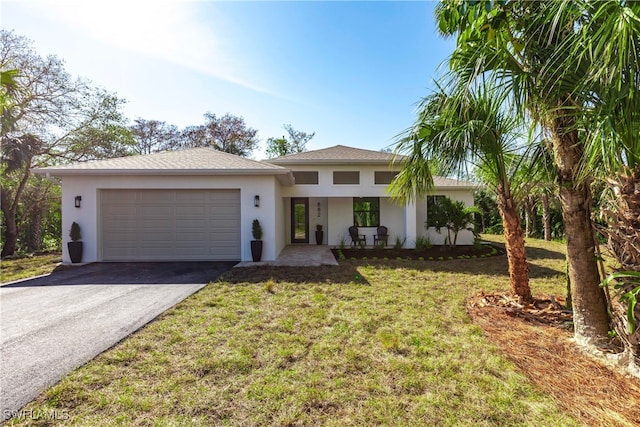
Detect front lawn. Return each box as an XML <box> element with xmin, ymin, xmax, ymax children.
<box><xmin>1</xmin><ymin>253</ymin><xmax>61</xmax><ymax>284</ymax></box>
<box><xmin>9</xmin><ymin>238</ymin><xmax>581</xmax><ymax>426</ymax></box>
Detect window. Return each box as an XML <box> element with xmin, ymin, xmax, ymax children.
<box><xmin>426</xmin><ymin>195</ymin><xmax>445</xmax><ymax>227</ymax></box>
<box><xmin>374</xmin><ymin>171</ymin><xmax>399</xmax><ymax>185</ymax></box>
<box><xmin>333</xmin><ymin>171</ymin><xmax>359</xmax><ymax>184</ymax></box>
<box><xmin>293</xmin><ymin>171</ymin><xmax>318</xmax><ymax>184</ymax></box>
<box><xmin>353</xmin><ymin>197</ymin><xmax>380</xmax><ymax>227</ymax></box>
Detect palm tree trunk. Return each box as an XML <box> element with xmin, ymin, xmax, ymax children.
<box><xmin>1</xmin><ymin>188</ymin><xmax>18</xmax><ymax>258</ymax></box>
<box><xmin>550</xmin><ymin>121</ymin><xmax>609</xmax><ymax>344</ymax></box>
<box><xmin>497</xmin><ymin>188</ymin><xmax>532</xmax><ymax>303</ymax></box>
<box><xmin>600</xmin><ymin>166</ymin><xmax>640</xmax><ymax>365</ymax></box>
<box><xmin>542</xmin><ymin>192</ymin><xmax>551</xmax><ymax>241</ymax></box>
<box><xmin>26</xmin><ymin>207</ymin><xmax>43</xmax><ymax>252</ymax></box>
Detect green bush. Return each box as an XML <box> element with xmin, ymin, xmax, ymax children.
<box><xmin>252</xmin><ymin>219</ymin><xmax>263</xmax><ymax>240</ymax></box>
<box><xmin>69</xmin><ymin>222</ymin><xmax>82</xmax><ymax>242</ymax></box>
<box><xmin>414</xmin><ymin>235</ymin><xmax>432</xmax><ymax>250</ymax></box>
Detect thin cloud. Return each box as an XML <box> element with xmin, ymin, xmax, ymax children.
<box><xmin>30</xmin><ymin>0</ymin><xmax>280</xmax><ymax>97</ymax></box>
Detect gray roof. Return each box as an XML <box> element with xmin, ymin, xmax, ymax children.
<box><xmin>431</xmin><ymin>176</ymin><xmax>477</xmax><ymax>189</ymax></box>
<box><xmin>267</xmin><ymin>145</ymin><xmax>404</xmax><ymax>165</ymax></box>
<box><xmin>34</xmin><ymin>148</ymin><xmax>291</xmax><ymax>177</ymax></box>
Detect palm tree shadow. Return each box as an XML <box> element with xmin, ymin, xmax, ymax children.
<box><xmin>220</xmin><ymin>264</ymin><xmax>370</xmax><ymax>285</ymax></box>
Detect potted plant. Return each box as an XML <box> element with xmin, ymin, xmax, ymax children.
<box><xmin>315</xmin><ymin>224</ymin><xmax>324</xmax><ymax>245</ymax></box>
<box><xmin>68</xmin><ymin>221</ymin><xmax>83</xmax><ymax>263</ymax></box>
<box><xmin>251</xmin><ymin>219</ymin><xmax>263</xmax><ymax>262</ymax></box>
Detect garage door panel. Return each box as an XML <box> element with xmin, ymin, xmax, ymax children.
<box><xmin>176</xmin><ymin>206</ymin><xmax>207</xmax><ymax>216</ymax></box>
<box><xmin>138</xmin><ymin>206</ymin><xmax>173</xmax><ymax>216</ymax></box>
<box><xmin>104</xmin><ymin>219</ymin><xmax>136</xmax><ymax>229</ymax></box>
<box><xmin>101</xmin><ymin>189</ymin><xmax>240</xmax><ymax>261</ymax></box>
<box><xmin>176</xmin><ymin>191</ymin><xmax>207</xmax><ymax>201</ymax></box>
<box><xmin>139</xmin><ymin>192</ymin><xmax>175</xmax><ymax>202</ymax></box>
<box><xmin>210</xmin><ymin>206</ymin><xmax>239</xmax><ymax>215</ymax></box>
<box><xmin>103</xmin><ymin>247</ymin><xmax>137</xmax><ymax>257</ymax></box>
<box><xmin>175</xmin><ymin>218</ymin><xmax>207</xmax><ymax>228</ymax></box>
<box><xmin>104</xmin><ymin>232</ymin><xmax>137</xmax><ymax>242</ymax></box>
<box><xmin>138</xmin><ymin>230</ymin><xmax>174</xmax><ymax>242</ymax></box>
<box><xmin>175</xmin><ymin>233</ymin><xmax>207</xmax><ymax>242</ymax></box>
<box><xmin>102</xmin><ymin>190</ymin><xmax>137</xmax><ymax>203</ymax></box>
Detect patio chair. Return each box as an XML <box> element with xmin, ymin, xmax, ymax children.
<box><xmin>373</xmin><ymin>226</ymin><xmax>388</xmax><ymax>247</ymax></box>
<box><xmin>348</xmin><ymin>226</ymin><xmax>366</xmax><ymax>247</ymax></box>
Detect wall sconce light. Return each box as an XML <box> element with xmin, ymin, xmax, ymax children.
<box><xmin>254</xmin><ymin>195</ymin><xmax>260</xmax><ymax>207</ymax></box>
<box><xmin>74</xmin><ymin>196</ymin><xmax>82</xmax><ymax>208</ymax></box>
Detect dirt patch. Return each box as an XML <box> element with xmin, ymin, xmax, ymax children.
<box><xmin>332</xmin><ymin>244</ymin><xmax>500</xmax><ymax>260</ymax></box>
<box><xmin>468</xmin><ymin>293</ymin><xmax>640</xmax><ymax>427</ymax></box>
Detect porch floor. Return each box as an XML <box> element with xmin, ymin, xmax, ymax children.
<box><xmin>234</xmin><ymin>245</ymin><xmax>338</xmax><ymax>268</ymax></box>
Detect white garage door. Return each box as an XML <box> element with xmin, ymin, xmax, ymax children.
<box><xmin>101</xmin><ymin>189</ymin><xmax>240</xmax><ymax>261</ymax></box>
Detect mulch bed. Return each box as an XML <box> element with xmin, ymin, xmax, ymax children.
<box><xmin>332</xmin><ymin>244</ymin><xmax>500</xmax><ymax>260</ymax></box>
<box><xmin>467</xmin><ymin>292</ymin><xmax>640</xmax><ymax>426</ymax></box>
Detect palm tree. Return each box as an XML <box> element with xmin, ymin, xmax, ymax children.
<box><xmin>433</xmin><ymin>0</ymin><xmax>640</xmax><ymax>345</ymax></box>
<box><xmin>391</xmin><ymin>83</ymin><xmax>534</xmax><ymax>303</ymax></box>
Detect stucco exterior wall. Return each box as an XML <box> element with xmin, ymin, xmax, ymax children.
<box><xmin>60</xmin><ymin>174</ymin><xmax>279</xmax><ymax>263</ymax></box>
<box><xmin>280</xmin><ymin>164</ymin><xmax>400</xmax><ymax>198</ymax></box>
<box><xmin>279</xmin><ymin>164</ymin><xmax>477</xmax><ymax>247</ymax></box>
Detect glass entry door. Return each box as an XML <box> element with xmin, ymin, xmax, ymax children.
<box><xmin>291</xmin><ymin>198</ymin><xmax>309</xmax><ymax>243</ymax></box>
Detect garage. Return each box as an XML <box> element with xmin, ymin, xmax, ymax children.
<box><xmin>100</xmin><ymin>189</ymin><xmax>240</xmax><ymax>261</ymax></box>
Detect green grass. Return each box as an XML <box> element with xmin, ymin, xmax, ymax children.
<box><xmin>1</xmin><ymin>253</ymin><xmax>61</xmax><ymax>283</ymax></box>
<box><xmin>9</xmin><ymin>236</ymin><xmax>580</xmax><ymax>426</ymax></box>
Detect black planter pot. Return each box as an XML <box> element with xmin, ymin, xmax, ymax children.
<box><xmin>68</xmin><ymin>241</ymin><xmax>83</xmax><ymax>263</ymax></box>
<box><xmin>251</xmin><ymin>240</ymin><xmax>263</xmax><ymax>262</ymax></box>
<box><xmin>315</xmin><ymin>230</ymin><xmax>324</xmax><ymax>245</ymax></box>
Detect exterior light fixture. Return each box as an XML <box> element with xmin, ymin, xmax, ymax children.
<box><xmin>74</xmin><ymin>196</ymin><xmax>82</xmax><ymax>208</ymax></box>
<box><xmin>254</xmin><ymin>195</ymin><xmax>260</xmax><ymax>207</ymax></box>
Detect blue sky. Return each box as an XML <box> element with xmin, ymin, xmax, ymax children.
<box><xmin>2</xmin><ymin>1</ymin><xmax>454</xmax><ymax>158</ymax></box>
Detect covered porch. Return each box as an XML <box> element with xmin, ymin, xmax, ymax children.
<box><xmin>282</xmin><ymin>196</ymin><xmax>419</xmax><ymax>249</ymax></box>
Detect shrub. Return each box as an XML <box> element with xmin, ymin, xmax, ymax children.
<box><xmin>393</xmin><ymin>235</ymin><xmax>406</xmax><ymax>250</ymax></box>
<box><xmin>252</xmin><ymin>219</ymin><xmax>263</xmax><ymax>240</ymax></box>
<box><xmin>337</xmin><ymin>235</ymin><xmax>347</xmax><ymax>249</ymax></box>
<box><xmin>414</xmin><ymin>235</ymin><xmax>432</xmax><ymax>250</ymax></box>
<box><xmin>69</xmin><ymin>222</ymin><xmax>82</xmax><ymax>242</ymax></box>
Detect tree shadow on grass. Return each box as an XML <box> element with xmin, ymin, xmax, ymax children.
<box><xmin>221</xmin><ymin>254</ymin><xmax>563</xmax><ymax>286</ymax></box>
<box><xmin>220</xmin><ymin>264</ymin><xmax>370</xmax><ymax>285</ymax></box>
<box><xmin>488</xmin><ymin>240</ymin><xmax>566</xmax><ymax>261</ymax></box>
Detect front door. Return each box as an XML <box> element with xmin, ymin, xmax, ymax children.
<box><xmin>291</xmin><ymin>198</ymin><xmax>309</xmax><ymax>243</ymax></box>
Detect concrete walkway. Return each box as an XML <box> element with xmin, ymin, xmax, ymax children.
<box><xmin>235</xmin><ymin>245</ymin><xmax>338</xmax><ymax>267</ymax></box>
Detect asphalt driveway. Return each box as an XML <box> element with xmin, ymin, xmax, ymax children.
<box><xmin>0</xmin><ymin>262</ymin><xmax>235</xmax><ymax>421</ymax></box>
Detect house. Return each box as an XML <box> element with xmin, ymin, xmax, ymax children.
<box><xmin>34</xmin><ymin>145</ymin><xmax>477</xmax><ymax>264</ymax></box>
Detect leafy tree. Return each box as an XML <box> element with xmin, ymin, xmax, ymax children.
<box><xmin>265</xmin><ymin>124</ymin><xmax>315</xmax><ymax>158</ymax></box>
<box><xmin>179</xmin><ymin>112</ymin><xmax>258</xmax><ymax>157</ymax></box>
<box><xmin>433</xmin><ymin>0</ymin><xmax>640</xmax><ymax>344</ymax></box>
<box><xmin>19</xmin><ymin>174</ymin><xmax>60</xmax><ymax>252</ymax></box>
<box><xmin>428</xmin><ymin>196</ymin><xmax>479</xmax><ymax>248</ymax></box>
<box><xmin>0</xmin><ymin>30</ymin><xmax>133</xmax><ymax>257</ymax></box>
<box><xmin>474</xmin><ymin>190</ymin><xmax>501</xmax><ymax>234</ymax></box>
<box><xmin>391</xmin><ymin>82</ymin><xmax>533</xmax><ymax>302</ymax></box>
<box><xmin>130</xmin><ymin>118</ymin><xmax>179</xmax><ymax>154</ymax></box>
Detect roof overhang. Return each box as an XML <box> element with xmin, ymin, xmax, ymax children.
<box><xmin>32</xmin><ymin>168</ymin><xmax>296</xmax><ymax>186</ymax></box>
<box><xmin>267</xmin><ymin>159</ymin><xmax>404</xmax><ymax>166</ymax></box>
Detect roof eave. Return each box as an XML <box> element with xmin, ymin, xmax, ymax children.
<box><xmin>267</xmin><ymin>159</ymin><xmax>403</xmax><ymax>166</ymax></box>
<box><xmin>32</xmin><ymin>168</ymin><xmax>292</xmax><ymax>177</ymax></box>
